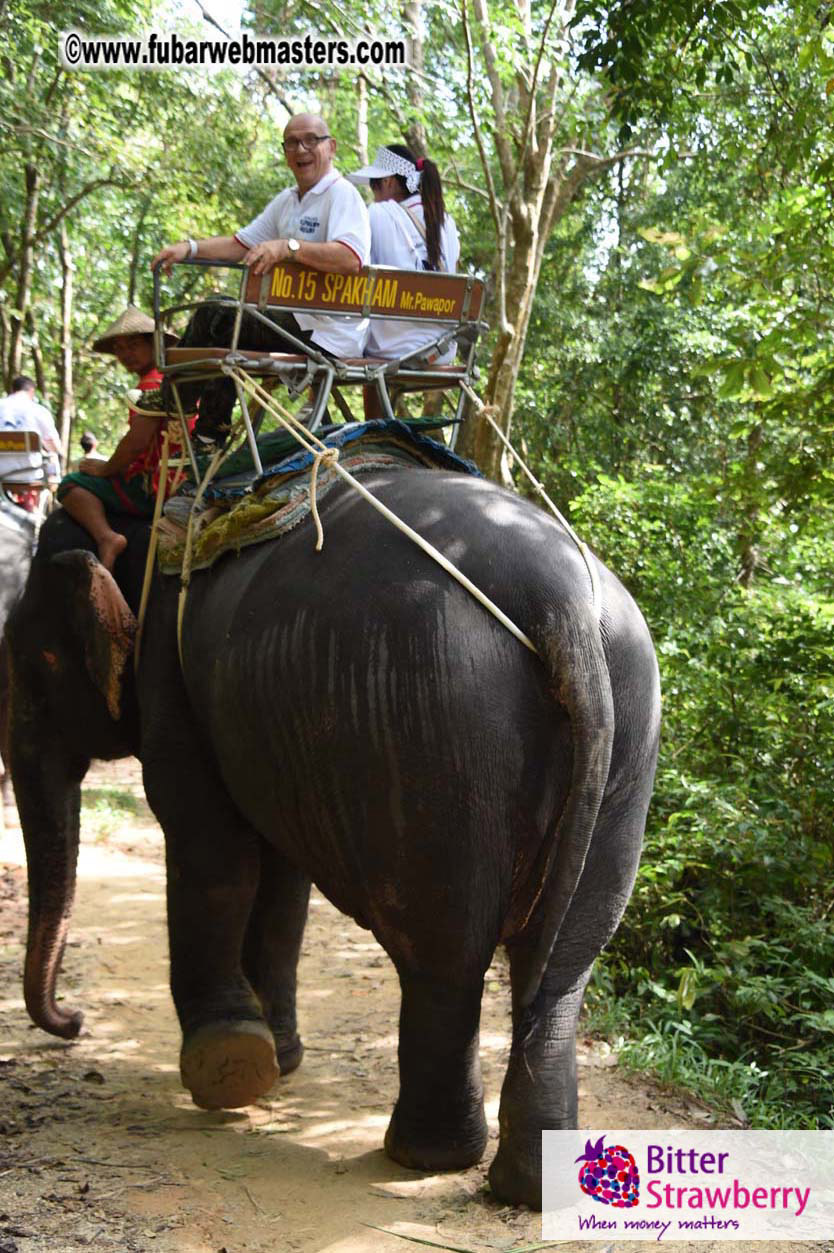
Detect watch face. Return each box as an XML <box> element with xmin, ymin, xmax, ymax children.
<box><xmin>288</xmin><ymin>238</ymin><xmax>300</xmax><ymax>252</ymax></box>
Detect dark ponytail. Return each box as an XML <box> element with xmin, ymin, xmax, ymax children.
<box><xmin>384</xmin><ymin>143</ymin><xmax>446</xmax><ymax>272</ymax></box>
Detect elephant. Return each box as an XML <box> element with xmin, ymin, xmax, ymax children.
<box><xmin>0</xmin><ymin>488</ymin><xmax>44</xmax><ymax>808</ymax></box>
<box><xmin>7</xmin><ymin>463</ymin><xmax>661</xmax><ymax>1209</ymax></box>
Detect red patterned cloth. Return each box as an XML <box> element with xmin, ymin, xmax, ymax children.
<box><xmin>125</xmin><ymin>367</ymin><xmax>195</xmax><ymax>496</ymax></box>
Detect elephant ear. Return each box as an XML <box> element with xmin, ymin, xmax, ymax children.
<box><xmin>51</xmin><ymin>551</ymin><xmax>137</xmax><ymax>720</ymax></box>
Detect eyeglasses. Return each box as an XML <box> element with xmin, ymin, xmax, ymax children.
<box><xmin>283</xmin><ymin>134</ymin><xmax>331</xmax><ymax>153</ymax></box>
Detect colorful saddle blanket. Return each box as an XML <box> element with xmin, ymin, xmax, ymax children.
<box><xmin>157</xmin><ymin>419</ymin><xmax>480</xmax><ymax>575</ymax></box>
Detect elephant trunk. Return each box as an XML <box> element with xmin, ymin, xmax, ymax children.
<box><xmin>22</xmin><ymin>805</ymin><xmax>83</xmax><ymax>1039</ymax></box>
<box><xmin>10</xmin><ymin>665</ymin><xmax>87</xmax><ymax>1039</ymax></box>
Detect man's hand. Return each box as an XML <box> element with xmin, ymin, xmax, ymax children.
<box><xmin>243</xmin><ymin>239</ymin><xmax>290</xmax><ymax>275</ymax></box>
<box><xmin>78</xmin><ymin>457</ymin><xmax>110</xmax><ymax>477</ymax></box>
<box><xmin>151</xmin><ymin>241</ymin><xmax>190</xmax><ymax>274</ymax></box>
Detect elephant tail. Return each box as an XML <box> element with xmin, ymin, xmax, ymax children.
<box><xmin>511</xmin><ymin>595</ymin><xmax>615</xmax><ymax>1009</ymax></box>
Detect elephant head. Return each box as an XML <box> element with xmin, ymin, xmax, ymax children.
<box><xmin>6</xmin><ymin>521</ymin><xmax>143</xmax><ymax>1039</ymax></box>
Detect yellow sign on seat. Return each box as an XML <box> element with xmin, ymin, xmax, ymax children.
<box><xmin>244</xmin><ymin>263</ymin><xmax>484</xmax><ymax>324</ymax></box>
<box><xmin>0</xmin><ymin>430</ymin><xmax>42</xmax><ymax>455</ymax></box>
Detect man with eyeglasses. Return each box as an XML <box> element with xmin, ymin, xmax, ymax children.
<box><xmin>152</xmin><ymin>113</ymin><xmax>370</xmax><ymax>360</ymax></box>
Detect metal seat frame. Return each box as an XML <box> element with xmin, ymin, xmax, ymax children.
<box><xmin>152</xmin><ymin>258</ymin><xmax>486</xmax><ymax>482</ymax></box>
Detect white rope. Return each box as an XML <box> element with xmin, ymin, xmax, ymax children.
<box><xmin>221</xmin><ymin>366</ymin><xmax>540</xmax><ymax>657</ymax></box>
<box><xmin>459</xmin><ymin>382</ymin><xmax>600</xmax><ymax>615</ymax></box>
<box><xmin>327</xmin><ymin>461</ymin><xmax>538</xmax><ymax>653</ymax></box>
<box><xmin>219</xmin><ymin>365</ymin><xmax>328</xmax><ymax>456</ymax></box>
<box><xmin>309</xmin><ymin>446</ymin><xmax>340</xmax><ymax>551</ymax></box>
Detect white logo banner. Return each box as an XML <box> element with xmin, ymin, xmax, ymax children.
<box><xmin>543</xmin><ymin>1129</ymin><xmax>834</xmax><ymax>1241</ymax></box>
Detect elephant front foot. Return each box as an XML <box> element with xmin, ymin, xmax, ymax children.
<box><xmin>384</xmin><ymin>1100</ymin><xmax>487</xmax><ymax>1172</ymax></box>
<box><xmin>180</xmin><ymin>1019</ymin><xmax>279</xmax><ymax>1110</ymax></box>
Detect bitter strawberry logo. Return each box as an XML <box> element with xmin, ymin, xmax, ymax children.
<box><xmin>576</xmin><ymin>1136</ymin><xmax>640</xmax><ymax>1208</ymax></box>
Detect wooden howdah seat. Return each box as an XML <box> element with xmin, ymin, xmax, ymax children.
<box><xmin>153</xmin><ymin>258</ymin><xmax>486</xmax><ymax>478</ymax></box>
<box><xmin>0</xmin><ymin>429</ymin><xmax>57</xmax><ymax>484</ymax></box>
<box><xmin>0</xmin><ymin>429</ymin><xmax>57</xmax><ymax>521</ymax></box>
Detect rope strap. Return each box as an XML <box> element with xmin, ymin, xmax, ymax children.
<box><xmin>142</xmin><ymin>369</ymin><xmax>590</xmax><ymax>669</ymax></box>
<box><xmin>220</xmin><ymin>366</ymin><xmax>539</xmax><ymax>657</ymax></box>
<box><xmin>309</xmin><ymin>445</ymin><xmax>340</xmax><ymax>551</ymax></box>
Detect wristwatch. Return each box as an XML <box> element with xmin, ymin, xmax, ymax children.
<box><xmin>287</xmin><ymin>237</ymin><xmax>301</xmax><ymax>255</ymax></box>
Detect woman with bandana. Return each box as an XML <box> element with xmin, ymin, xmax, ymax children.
<box><xmin>348</xmin><ymin>145</ymin><xmax>460</xmax><ymax>380</ymax></box>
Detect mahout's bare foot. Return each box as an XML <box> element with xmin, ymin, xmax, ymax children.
<box><xmin>98</xmin><ymin>531</ymin><xmax>128</xmax><ymax>571</ymax></box>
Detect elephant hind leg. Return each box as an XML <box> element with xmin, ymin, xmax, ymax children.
<box><xmin>181</xmin><ymin>1018</ymin><xmax>278</xmax><ymax>1110</ymax></box>
<box><xmin>488</xmin><ymin>961</ymin><xmax>588</xmax><ymax>1209</ymax></box>
<box><xmin>385</xmin><ymin>973</ymin><xmax>487</xmax><ymax>1172</ymax></box>
<box><xmin>488</xmin><ymin>775</ymin><xmax>648</xmax><ymax>1209</ymax></box>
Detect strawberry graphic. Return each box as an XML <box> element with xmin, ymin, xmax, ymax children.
<box><xmin>576</xmin><ymin>1136</ymin><xmax>640</xmax><ymax>1208</ymax></box>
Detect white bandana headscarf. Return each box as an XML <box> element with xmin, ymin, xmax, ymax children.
<box><xmin>352</xmin><ymin>146</ymin><xmax>422</xmax><ymax>192</ymax></box>
<box><xmin>375</xmin><ymin>147</ymin><xmax>421</xmax><ymax>192</ymax></box>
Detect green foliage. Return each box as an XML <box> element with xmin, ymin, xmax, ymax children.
<box><xmin>0</xmin><ymin>0</ymin><xmax>288</xmax><ymax>444</ymax></box>
<box><xmin>520</xmin><ymin>5</ymin><xmax>834</xmax><ymax>1109</ymax></box>
<box><xmin>570</xmin><ymin>470</ymin><xmax>834</xmax><ymax>1127</ymax></box>
<box><xmin>571</xmin><ymin>0</ymin><xmax>813</xmax><ymax>141</ymax></box>
<box><xmin>81</xmin><ymin>786</ymin><xmax>143</xmax><ymax>841</ymax></box>
<box><xmin>543</xmin><ymin>19</ymin><xmax>834</xmax><ymax>1126</ymax></box>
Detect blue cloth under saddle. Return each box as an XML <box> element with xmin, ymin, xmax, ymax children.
<box><xmin>158</xmin><ymin>418</ymin><xmax>481</xmax><ymax>575</ymax></box>
<box><xmin>186</xmin><ymin>419</ymin><xmax>480</xmax><ymax>503</ymax></box>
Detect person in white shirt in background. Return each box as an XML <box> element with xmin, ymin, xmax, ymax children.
<box><xmin>349</xmin><ymin>144</ymin><xmax>461</xmax><ymax>414</ymax></box>
<box><xmin>0</xmin><ymin>376</ymin><xmax>62</xmax><ymax>477</ymax></box>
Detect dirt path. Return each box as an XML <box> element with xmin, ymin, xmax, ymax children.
<box><xmin>0</xmin><ymin>760</ymin><xmax>826</xmax><ymax>1253</ymax></box>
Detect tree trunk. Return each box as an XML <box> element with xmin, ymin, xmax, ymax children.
<box><xmin>456</xmin><ymin>0</ymin><xmax>649</xmax><ymax>480</ymax></box>
<box><xmin>402</xmin><ymin>0</ymin><xmax>427</xmax><ymax>155</ymax></box>
<box><xmin>737</xmin><ymin>422</ymin><xmax>763</xmax><ymax>588</ymax></box>
<box><xmin>58</xmin><ymin>219</ymin><xmax>74</xmax><ymax>465</ymax></box>
<box><xmin>8</xmin><ymin>163</ymin><xmax>40</xmax><ymax>378</ymax></box>
<box><xmin>127</xmin><ymin>194</ymin><xmax>152</xmax><ymax>308</ymax></box>
<box><xmin>0</xmin><ymin>305</ymin><xmax>9</xmax><ymax>391</ymax></box>
<box><xmin>457</xmin><ymin>186</ymin><xmax>549</xmax><ymax>476</ymax></box>
<box><xmin>356</xmin><ymin>73</ymin><xmax>368</xmax><ymax>164</ymax></box>
<box><xmin>25</xmin><ymin>310</ymin><xmax>46</xmax><ymax>397</ymax></box>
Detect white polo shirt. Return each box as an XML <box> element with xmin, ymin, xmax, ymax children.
<box><xmin>236</xmin><ymin>169</ymin><xmax>370</xmax><ymax>358</ymax></box>
<box><xmin>0</xmin><ymin>391</ymin><xmax>61</xmax><ymax>475</ymax></box>
<box><xmin>366</xmin><ymin>197</ymin><xmax>461</xmax><ymax>362</ymax></box>
<box><xmin>0</xmin><ymin>391</ymin><xmax>60</xmax><ymax>445</ymax></box>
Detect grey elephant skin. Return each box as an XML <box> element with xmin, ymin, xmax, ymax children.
<box><xmin>8</xmin><ymin>467</ymin><xmax>660</xmax><ymax>1208</ymax></box>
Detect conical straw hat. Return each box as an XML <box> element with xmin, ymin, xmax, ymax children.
<box><xmin>92</xmin><ymin>305</ymin><xmax>178</xmax><ymax>354</ymax></box>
